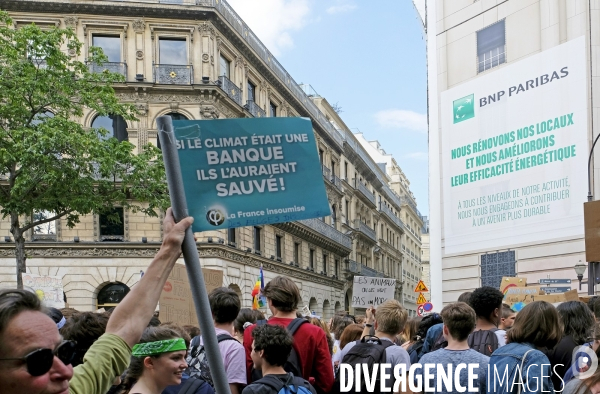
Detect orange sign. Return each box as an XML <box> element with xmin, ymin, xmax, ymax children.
<box><xmin>417</xmin><ymin>292</ymin><xmax>427</xmax><ymax>304</ymax></box>
<box><xmin>414</xmin><ymin>280</ymin><xmax>429</xmax><ymax>293</ymax></box>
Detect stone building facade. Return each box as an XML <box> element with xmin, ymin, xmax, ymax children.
<box><xmin>0</xmin><ymin>0</ymin><xmax>415</xmax><ymax>315</ymax></box>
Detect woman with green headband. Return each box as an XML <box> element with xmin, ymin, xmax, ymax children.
<box><xmin>118</xmin><ymin>326</ymin><xmax>189</xmax><ymax>394</ymax></box>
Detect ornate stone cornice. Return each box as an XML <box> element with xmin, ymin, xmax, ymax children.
<box><xmin>0</xmin><ymin>243</ymin><xmax>345</xmax><ymax>289</ymax></box>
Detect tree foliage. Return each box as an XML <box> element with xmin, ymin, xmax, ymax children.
<box><xmin>0</xmin><ymin>11</ymin><xmax>168</xmax><ymax>288</ymax></box>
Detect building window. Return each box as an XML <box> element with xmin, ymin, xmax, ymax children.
<box><xmin>92</xmin><ymin>35</ymin><xmax>121</xmax><ymax>62</ymax></box>
<box><xmin>481</xmin><ymin>250</ymin><xmax>516</xmax><ymax>289</ymax></box>
<box><xmin>270</xmin><ymin>101</ymin><xmax>277</xmax><ymax>117</ymax></box>
<box><xmin>275</xmin><ymin>235</ymin><xmax>282</xmax><ymax>260</ymax></box>
<box><xmin>32</xmin><ymin>210</ymin><xmax>56</xmax><ymax>241</ymax></box>
<box><xmin>219</xmin><ymin>54</ymin><xmax>230</xmax><ymax>78</ymax></box>
<box><xmin>227</xmin><ymin>228</ymin><xmax>236</xmax><ymax>246</ymax></box>
<box><xmin>477</xmin><ymin>20</ymin><xmax>505</xmax><ymax>73</ymax></box>
<box><xmin>309</xmin><ymin>249</ymin><xmax>315</xmax><ymax>270</ymax></box>
<box><xmin>334</xmin><ymin>259</ymin><xmax>339</xmax><ymax>277</ymax></box>
<box><xmin>323</xmin><ymin>254</ymin><xmax>328</xmax><ymax>274</ymax></box>
<box><xmin>253</xmin><ymin>226</ymin><xmax>262</xmax><ymax>254</ymax></box>
<box><xmin>97</xmin><ymin>282</ymin><xmax>130</xmax><ymax>309</ymax></box>
<box><xmin>157</xmin><ymin>112</ymin><xmax>188</xmax><ymax>149</ymax></box>
<box><xmin>247</xmin><ymin>81</ymin><xmax>256</xmax><ymax>102</ymax></box>
<box><xmin>294</xmin><ymin>242</ymin><xmax>300</xmax><ymax>265</ymax></box>
<box><xmin>159</xmin><ymin>37</ymin><xmax>187</xmax><ymax>65</ymax></box>
<box><xmin>100</xmin><ymin>207</ymin><xmax>124</xmax><ymax>241</ymax></box>
<box><xmin>92</xmin><ymin>114</ymin><xmax>128</xmax><ymax>142</ymax></box>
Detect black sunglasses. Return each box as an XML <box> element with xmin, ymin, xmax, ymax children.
<box><xmin>0</xmin><ymin>340</ymin><xmax>77</xmax><ymax>376</ymax></box>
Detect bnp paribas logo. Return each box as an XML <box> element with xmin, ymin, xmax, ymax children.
<box><xmin>453</xmin><ymin>94</ymin><xmax>475</xmax><ymax>124</ymax></box>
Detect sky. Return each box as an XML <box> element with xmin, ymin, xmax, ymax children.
<box><xmin>227</xmin><ymin>0</ymin><xmax>429</xmax><ymax>216</ymax></box>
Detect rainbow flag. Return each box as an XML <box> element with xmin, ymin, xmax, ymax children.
<box><xmin>252</xmin><ymin>265</ymin><xmax>266</xmax><ymax>310</ymax></box>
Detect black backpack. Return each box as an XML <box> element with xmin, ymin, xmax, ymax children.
<box><xmin>250</xmin><ymin>373</ymin><xmax>315</xmax><ymax>394</ymax></box>
<box><xmin>185</xmin><ymin>333</ymin><xmax>239</xmax><ymax>387</ymax></box>
<box><xmin>431</xmin><ymin>330</ymin><xmax>448</xmax><ymax>352</ymax></box>
<box><xmin>335</xmin><ymin>336</ymin><xmax>395</xmax><ymax>394</ymax></box>
<box><xmin>467</xmin><ymin>328</ymin><xmax>499</xmax><ymax>356</ymax></box>
<box><xmin>250</xmin><ymin>318</ymin><xmax>308</xmax><ymax>381</ymax></box>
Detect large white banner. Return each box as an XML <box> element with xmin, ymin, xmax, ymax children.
<box><xmin>441</xmin><ymin>37</ymin><xmax>588</xmax><ymax>255</ymax></box>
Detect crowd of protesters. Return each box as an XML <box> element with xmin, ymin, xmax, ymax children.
<box><xmin>4</xmin><ymin>209</ymin><xmax>600</xmax><ymax>394</ymax></box>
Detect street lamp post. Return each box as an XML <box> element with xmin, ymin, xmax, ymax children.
<box><xmin>574</xmin><ymin>260</ymin><xmax>587</xmax><ymax>291</ymax></box>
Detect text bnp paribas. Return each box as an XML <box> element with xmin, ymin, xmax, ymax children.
<box><xmin>450</xmin><ymin>66</ymin><xmax>575</xmax><ymax>188</ymax></box>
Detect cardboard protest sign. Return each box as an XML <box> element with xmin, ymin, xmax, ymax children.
<box><xmin>500</xmin><ymin>276</ymin><xmax>527</xmax><ymax>295</ymax></box>
<box><xmin>351</xmin><ymin>276</ymin><xmax>396</xmax><ymax>307</ymax></box>
<box><xmin>23</xmin><ymin>273</ymin><xmax>65</xmax><ymax>308</ymax></box>
<box><xmin>159</xmin><ymin>263</ymin><xmax>223</xmax><ymax>325</ymax></box>
<box><xmin>173</xmin><ymin>118</ymin><xmax>331</xmax><ymax>231</ymax></box>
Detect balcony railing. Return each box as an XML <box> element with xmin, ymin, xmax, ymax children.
<box><xmin>354</xmin><ymin>180</ymin><xmax>376</xmax><ymax>206</ymax></box>
<box><xmin>345</xmin><ymin>259</ymin><xmax>385</xmax><ymax>278</ymax></box>
<box><xmin>354</xmin><ymin>219</ymin><xmax>377</xmax><ymax>242</ymax></box>
<box><xmin>379</xmin><ymin>202</ymin><xmax>404</xmax><ymax>231</ymax></box>
<box><xmin>154</xmin><ymin>64</ymin><xmax>192</xmax><ymax>84</ymax></box>
<box><xmin>245</xmin><ymin>100</ymin><xmax>266</xmax><ymax>118</ymax></box>
<box><xmin>322</xmin><ymin>165</ymin><xmax>331</xmax><ymax>179</ymax></box>
<box><xmin>87</xmin><ymin>62</ymin><xmax>127</xmax><ymax>77</ymax></box>
<box><xmin>218</xmin><ymin>75</ymin><xmax>242</xmax><ymax>106</ymax></box>
<box><xmin>297</xmin><ymin>218</ymin><xmax>352</xmax><ymax>250</ymax></box>
<box><xmin>331</xmin><ymin>175</ymin><xmax>342</xmax><ymax>191</ymax></box>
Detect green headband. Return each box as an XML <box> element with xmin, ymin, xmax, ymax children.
<box><xmin>132</xmin><ymin>338</ymin><xmax>187</xmax><ymax>357</ymax></box>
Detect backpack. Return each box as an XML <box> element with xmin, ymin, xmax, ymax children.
<box><xmin>467</xmin><ymin>328</ymin><xmax>499</xmax><ymax>356</ymax></box>
<box><xmin>407</xmin><ymin>340</ymin><xmax>424</xmax><ymax>364</ymax></box>
<box><xmin>250</xmin><ymin>318</ymin><xmax>308</xmax><ymax>381</ymax></box>
<box><xmin>177</xmin><ymin>376</ymin><xmax>212</xmax><ymax>394</ymax></box>
<box><xmin>251</xmin><ymin>373</ymin><xmax>314</xmax><ymax>394</ymax></box>
<box><xmin>431</xmin><ymin>330</ymin><xmax>448</xmax><ymax>352</ymax></box>
<box><xmin>335</xmin><ymin>336</ymin><xmax>395</xmax><ymax>394</ymax></box>
<box><xmin>186</xmin><ymin>333</ymin><xmax>239</xmax><ymax>387</ymax></box>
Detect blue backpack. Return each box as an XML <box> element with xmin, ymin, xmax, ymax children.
<box><xmin>251</xmin><ymin>373</ymin><xmax>314</xmax><ymax>394</ymax></box>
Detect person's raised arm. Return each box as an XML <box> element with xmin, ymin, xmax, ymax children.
<box><xmin>105</xmin><ymin>208</ymin><xmax>193</xmax><ymax>347</ymax></box>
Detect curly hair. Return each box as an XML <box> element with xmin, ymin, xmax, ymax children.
<box><xmin>331</xmin><ymin>314</ymin><xmax>354</xmax><ymax>339</ymax></box>
<box><xmin>557</xmin><ymin>301</ymin><xmax>595</xmax><ymax>345</ymax></box>
<box><xmin>251</xmin><ymin>324</ymin><xmax>293</xmax><ymax>367</ymax></box>
<box><xmin>60</xmin><ymin>311</ymin><xmax>109</xmax><ymax>366</ymax></box>
<box><xmin>469</xmin><ymin>286</ymin><xmax>504</xmax><ymax>321</ymax></box>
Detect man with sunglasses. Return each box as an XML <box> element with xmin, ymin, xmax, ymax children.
<box><xmin>0</xmin><ymin>208</ymin><xmax>193</xmax><ymax>394</ymax></box>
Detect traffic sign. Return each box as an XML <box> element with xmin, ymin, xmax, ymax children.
<box><xmin>417</xmin><ymin>292</ymin><xmax>427</xmax><ymax>304</ymax></box>
<box><xmin>543</xmin><ymin>287</ymin><xmax>572</xmax><ymax>293</ymax></box>
<box><xmin>417</xmin><ymin>304</ymin><xmax>425</xmax><ymax>316</ymax></box>
<box><xmin>538</xmin><ymin>279</ymin><xmax>571</xmax><ymax>284</ymax></box>
<box><xmin>423</xmin><ymin>302</ymin><xmax>433</xmax><ymax>312</ymax></box>
<box><xmin>414</xmin><ymin>280</ymin><xmax>429</xmax><ymax>292</ymax></box>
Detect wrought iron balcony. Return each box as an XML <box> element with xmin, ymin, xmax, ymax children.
<box><xmin>322</xmin><ymin>165</ymin><xmax>331</xmax><ymax>179</ymax></box>
<box><xmin>331</xmin><ymin>175</ymin><xmax>342</xmax><ymax>191</ymax></box>
<box><xmin>379</xmin><ymin>202</ymin><xmax>405</xmax><ymax>231</ymax></box>
<box><xmin>354</xmin><ymin>180</ymin><xmax>376</xmax><ymax>207</ymax></box>
<box><xmin>345</xmin><ymin>259</ymin><xmax>385</xmax><ymax>278</ymax></box>
<box><xmin>218</xmin><ymin>76</ymin><xmax>242</xmax><ymax>106</ymax></box>
<box><xmin>154</xmin><ymin>64</ymin><xmax>192</xmax><ymax>85</ymax></box>
<box><xmin>87</xmin><ymin>62</ymin><xmax>127</xmax><ymax>77</ymax></box>
<box><xmin>353</xmin><ymin>219</ymin><xmax>377</xmax><ymax>243</ymax></box>
<box><xmin>245</xmin><ymin>100</ymin><xmax>266</xmax><ymax>118</ymax></box>
<box><xmin>297</xmin><ymin>218</ymin><xmax>352</xmax><ymax>250</ymax></box>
